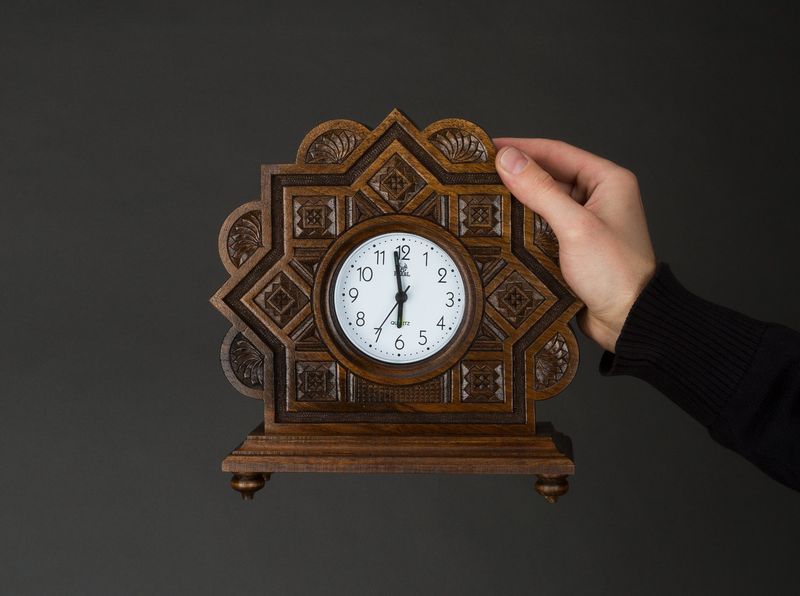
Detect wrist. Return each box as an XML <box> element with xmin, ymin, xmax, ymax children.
<box><xmin>582</xmin><ymin>264</ymin><xmax>657</xmax><ymax>353</ymax></box>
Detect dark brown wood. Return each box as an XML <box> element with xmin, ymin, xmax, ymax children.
<box><xmin>223</xmin><ymin>424</ymin><xmax>574</xmax><ymax>502</ymax></box>
<box><xmin>230</xmin><ymin>472</ymin><xmax>270</xmax><ymax>500</ymax></box>
<box><xmin>211</xmin><ymin>109</ymin><xmax>583</xmax><ymax>500</ymax></box>
<box><xmin>535</xmin><ymin>474</ymin><xmax>570</xmax><ymax>503</ymax></box>
<box><xmin>313</xmin><ymin>214</ymin><xmax>483</xmax><ymax>386</ymax></box>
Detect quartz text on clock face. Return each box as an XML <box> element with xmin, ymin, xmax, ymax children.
<box><xmin>333</xmin><ymin>232</ymin><xmax>466</xmax><ymax>364</ymax></box>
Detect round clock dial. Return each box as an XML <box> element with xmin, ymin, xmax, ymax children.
<box><xmin>333</xmin><ymin>232</ymin><xmax>466</xmax><ymax>364</ymax></box>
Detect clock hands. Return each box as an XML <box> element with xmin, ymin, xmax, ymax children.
<box><xmin>394</xmin><ymin>251</ymin><xmax>409</xmax><ymax>328</ymax></box>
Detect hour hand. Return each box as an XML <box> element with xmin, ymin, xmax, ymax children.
<box><xmin>396</xmin><ymin>284</ymin><xmax>409</xmax><ymax>329</ymax></box>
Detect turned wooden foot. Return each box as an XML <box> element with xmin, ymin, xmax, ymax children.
<box><xmin>230</xmin><ymin>473</ymin><xmax>271</xmax><ymax>500</ymax></box>
<box><xmin>535</xmin><ymin>474</ymin><xmax>569</xmax><ymax>503</ymax></box>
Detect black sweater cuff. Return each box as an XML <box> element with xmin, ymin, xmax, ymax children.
<box><xmin>599</xmin><ymin>263</ymin><xmax>767</xmax><ymax>427</ymax></box>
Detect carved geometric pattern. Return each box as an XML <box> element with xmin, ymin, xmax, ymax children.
<box><xmin>488</xmin><ymin>271</ymin><xmax>545</xmax><ymax>326</ymax></box>
<box><xmin>346</xmin><ymin>191</ymin><xmax>383</xmax><ymax>228</ymax></box>
<box><xmin>468</xmin><ymin>245</ymin><xmax>507</xmax><ymax>285</ymax></box>
<box><xmin>428</xmin><ymin>128</ymin><xmax>488</xmax><ymax>163</ymax></box>
<box><xmin>296</xmin><ymin>361</ymin><xmax>338</xmax><ymax>401</ymax></box>
<box><xmin>290</xmin><ymin>315</ymin><xmax>326</xmax><ymax>351</ymax></box>
<box><xmin>461</xmin><ymin>360</ymin><xmax>504</xmax><ymax>402</ymax></box>
<box><xmin>535</xmin><ymin>333</ymin><xmax>570</xmax><ymax>390</ymax></box>
<box><xmin>471</xmin><ymin>317</ymin><xmax>508</xmax><ymax>351</ymax></box>
<box><xmin>254</xmin><ymin>272</ymin><xmax>309</xmax><ymax>327</ymax></box>
<box><xmin>306</xmin><ymin>129</ymin><xmax>362</xmax><ymax>164</ymax></box>
<box><xmin>229</xmin><ymin>333</ymin><xmax>264</xmax><ymax>388</ymax></box>
<box><xmin>293</xmin><ymin>195</ymin><xmax>336</xmax><ymax>238</ymax></box>
<box><xmin>412</xmin><ymin>192</ymin><xmax>449</xmax><ymax>227</ymax></box>
<box><xmin>534</xmin><ymin>213</ymin><xmax>559</xmax><ymax>263</ymax></box>
<box><xmin>348</xmin><ymin>372</ymin><xmax>449</xmax><ymax>403</ymax></box>
<box><xmin>227</xmin><ymin>211</ymin><xmax>261</xmax><ymax>267</ymax></box>
<box><xmin>458</xmin><ymin>194</ymin><xmax>502</xmax><ymax>237</ymax></box>
<box><xmin>212</xmin><ymin>110</ymin><xmax>583</xmax><ymax>423</ymax></box>
<box><xmin>368</xmin><ymin>153</ymin><xmax>426</xmax><ymax>210</ymax></box>
<box><xmin>289</xmin><ymin>247</ymin><xmax>326</xmax><ymax>285</ymax></box>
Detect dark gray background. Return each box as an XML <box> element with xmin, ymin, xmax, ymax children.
<box><xmin>2</xmin><ymin>1</ymin><xmax>798</xmax><ymax>594</ymax></box>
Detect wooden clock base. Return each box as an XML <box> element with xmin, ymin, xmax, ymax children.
<box><xmin>222</xmin><ymin>423</ymin><xmax>574</xmax><ymax>503</ymax></box>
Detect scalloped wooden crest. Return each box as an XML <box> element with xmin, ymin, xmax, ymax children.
<box><xmin>220</xmin><ymin>327</ymin><xmax>264</xmax><ymax>400</ymax></box>
<box><xmin>294</xmin><ymin>109</ymin><xmax>496</xmax><ymax>172</ymax></box>
<box><xmin>421</xmin><ymin>117</ymin><xmax>496</xmax><ymax>165</ymax></box>
<box><xmin>295</xmin><ymin>119</ymin><xmax>371</xmax><ymax>166</ymax></box>
<box><xmin>217</xmin><ymin>200</ymin><xmax>264</xmax><ymax>275</ymax></box>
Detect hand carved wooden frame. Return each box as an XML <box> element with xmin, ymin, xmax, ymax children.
<box><xmin>211</xmin><ymin>109</ymin><xmax>582</xmax><ymax>502</ymax></box>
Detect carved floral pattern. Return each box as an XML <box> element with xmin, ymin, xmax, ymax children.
<box><xmin>429</xmin><ymin>128</ymin><xmax>488</xmax><ymax>163</ymax></box>
<box><xmin>227</xmin><ymin>211</ymin><xmax>261</xmax><ymax>267</ymax></box>
<box><xmin>306</xmin><ymin>129</ymin><xmax>362</xmax><ymax>164</ymax></box>
<box><xmin>534</xmin><ymin>213</ymin><xmax>559</xmax><ymax>263</ymax></box>
<box><xmin>534</xmin><ymin>333</ymin><xmax>570</xmax><ymax>390</ymax></box>
<box><xmin>229</xmin><ymin>333</ymin><xmax>264</xmax><ymax>388</ymax></box>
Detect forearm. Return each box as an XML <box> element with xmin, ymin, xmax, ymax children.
<box><xmin>601</xmin><ymin>263</ymin><xmax>800</xmax><ymax>490</ymax></box>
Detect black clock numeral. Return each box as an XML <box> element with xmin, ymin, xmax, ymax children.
<box><xmin>395</xmin><ymin>335</ymin><xmax>404</xmax><ymax>350</ymax></box>
<box><xmin>357</xmin><ymin>266</ymin><xmax>373</xmax><ymax>282</ymax></box>
<box><xmin>373</xmin><ymin>327</ymin><xmax>382</xmax><ymax>341</ymax></box>
<box><xmin>436</xmin><ymin>316</ymin><xmax>445</xmax><ymax>330</ymax></box>
<box><xmin>349</xmin><ymin>288</ymin><xmax>358</xmax><ymax>302</ymax></box>
<box><xmin>423</xmin><ymin>251</ymin><xmax>428</xmax><ymax>266</ymax></box>
<box><xmin>395</xmin><ymin>244</ymin><xmax>410</xmax><ymax>260</ymax></box>
<box><xmin>374</xmin><ymin>250</ymin><xmax>385</xmax><ymax>265</ymax></box>
<box><xmin>418</xmin><ymin>330</ymin><xmax>428</xmax><ymax>345</ymax></box>
<box><xmin>437</xmin><ymin>267</ymin><xmax>447</xmax><ymax>283</ymax></box>
<box><xmin>356</xmin><ymin>312</ymin><xmax>365</xmax><ymax>326</ymax></box>
<box><xmin>445</xmin><ymin>292</ymin><xmax>454</xmax><ymax>307</ymax></box>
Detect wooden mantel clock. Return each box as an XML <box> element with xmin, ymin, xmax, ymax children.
<box><xmin>211</xmin><ymin>109</ymin><xmax>582</xmax><ymax>502</ymax></box>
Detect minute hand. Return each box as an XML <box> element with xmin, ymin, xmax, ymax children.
<box><xmin>393</xmin><ymin>251</ymin><xmax>403</xmax><ymax>293</ymax></box>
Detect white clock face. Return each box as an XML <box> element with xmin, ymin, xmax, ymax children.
<box><xmin>333</xmin><ymin>232</ymin><xmax>466</xmax><ymax>364</ymax></box>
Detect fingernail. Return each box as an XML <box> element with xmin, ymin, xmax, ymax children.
<box><xmin>498</xmin><ymin>146</ymin><xmax>529</xmax><ymax>175</ymax></box>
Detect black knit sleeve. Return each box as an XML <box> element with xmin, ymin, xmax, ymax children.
<box><xmin>600</xmin><ymin>263</ymin><xmax>800</xmax><ymax>490</ymax></box>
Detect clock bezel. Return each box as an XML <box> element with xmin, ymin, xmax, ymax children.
<box><xmin>314</xmin><ymin>214</ymin><xmax>484</xmax><ymax>386</ymax></box>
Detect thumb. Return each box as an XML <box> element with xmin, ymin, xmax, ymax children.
<box><xmin>495</xmin><ymin>146</ymin><xmax>585</xmax><ymax>236</ymax></box>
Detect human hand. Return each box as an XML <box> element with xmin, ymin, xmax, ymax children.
<box><xmin>494</xmin><ymin>139</ymin><xmax>656</xmax><ymax>353</ymax></box>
